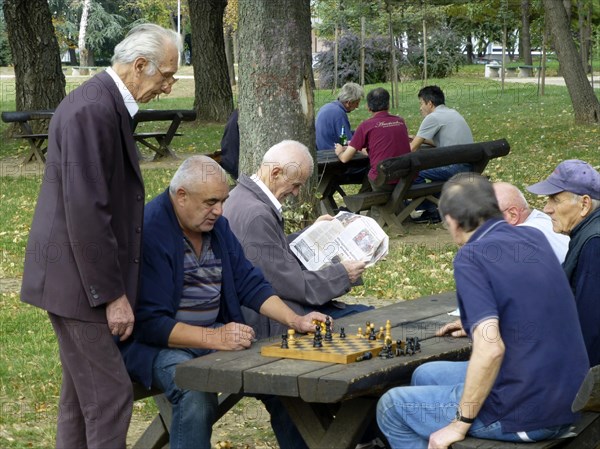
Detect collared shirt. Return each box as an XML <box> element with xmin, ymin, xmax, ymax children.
<box><xmin>176</xmin><ymin>234</ymin><xmax>222</xmax><ymax>327</ymax></box>
<box><xmin>250</xmin><ymin>174</ymin><xmax>282</xmax><ymax>213</ymax></box>
<box><xmin>105</xmin><ymin>66</ymin><xmax>139</xmax><ymax>118</ymax></box>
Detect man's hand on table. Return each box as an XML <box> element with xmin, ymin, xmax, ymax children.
<box><xmin>292</xmin><ymin>311</ymin><xmax>332</xmax><ymax>334</ymax></box>
<box><xmin>436</xmin><ymin>319</ymin><xmax>467</xmax><ymax>338</ymax></box>
<box><xmin>214</xmin><ymin>322</ymin><xmax>256</xmax><ymax>350</ymax></box>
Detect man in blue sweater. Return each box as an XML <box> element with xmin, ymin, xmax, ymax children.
<box><xmin>121</xmin><ymin>156</ymin><xmax>328</xmax><ymax>449</ymax></box>
<box><xmin>316</xmin><ymin>82</ymin><xmax>364</xmax><ymax>151</ymax></box>
<box><xmin>377</xmin><ymin>173</ymin><xmax>588</xmax><ymax>449</ymax></box>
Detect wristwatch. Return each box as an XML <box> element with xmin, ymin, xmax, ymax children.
<box><xmin>455</xmin><ymin>409</ymin><xmax>476</xmax><ymax>424</ymax></box>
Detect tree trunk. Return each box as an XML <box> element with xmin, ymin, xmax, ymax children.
<box><xmin>3</xmin><ymin>0</ymin><xmax>66</xmax><ymax>111</ymax></box>
<box><xmin>543</xmin><ymin>0</ymin><xmax>600</xmax><ymax>124</ymax></box>
<box><xmin>578</xmin><ymin>0</ymin><xmax>591</xmax><ymax>73</ymax></box>
<box><xmin>224</xmin><ymin>26</ymin><xmax>236</xmax><ymax>86</ymax></box>
<box><xmin>520</xmin><ymin>0</ymin><xmax>533</xmax><ymax>65</ymax></box>
<box><xmin>238</xmin><ymin>0</ymin><xmax>316</xmax><ymax>200</ymax></box>
<box><xmin>78</xmin><ymin>0</ymin><xmax>92</xmax><ymax>73</ymax></box>
<box><xmin>188</xmin><ymin>0</ymin><xmax>233</xmax><ymax>122</ymax></box>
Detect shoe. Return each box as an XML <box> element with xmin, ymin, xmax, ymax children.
<box><xmin>411</xmin><ymin>209</ymin><xmax>441</xmax><ymax>224</ymax></box>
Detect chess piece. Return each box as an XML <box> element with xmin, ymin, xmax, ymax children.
<box><xmin>379</xmin><ymin>338</ymin><xmax>394</xmax><ymax>359</ymax></box>
<box><xmin>339</xmin><ymin>327</ymin><xmax>346</xmax><ymax>339</ymax></box>
<box><xmin>385</xmin><ymin>320</ymin><xmax>392</xmax><ymax>342</ymax></box>
<box><xmin>407</xmin><ymin>337</ymin><xmax>415</xmax><ymax>355</ymax></box>
<box><xmin>369</xmin><ymin>324</ymin><xmax>377</xmax><ymax>341</ymax></box>
<box><xmin>377</xmin><ymin>326</ymin><xmax>385</xmax><ymax>340</ymax></box>
<box><xmin>281</xmin><ymin>334</ymin><xmax>289</xmax><ymax>349</ymax></box>
<box><xmin>288</xmin><ymin>329</ymin><xmax>296</xmax><ymax>345</ymax></box>
<box><xmin>414</xmin><ymin>336</ymin><xmax>421</xmax><ymax>353</ymax></box>
<box><xmin>395</xmin><ymin>339</ymin><xmax>405</xmax><ymax>356</ymax></box>
<box><xmin>357</xmin><ymin>327</ymin><xmax>363</xmax><ymax>338</ymax></box>
<box><xmin>356</xmin><ymin>351</ymin><xmax>372</xmax><ymax>362</ymax></box>
<box><xmin>324</xmin><ymin>317</ymin><xmax>333</xmax><ymax>342</ymax></box>
<box><xmin>313</xmin><ymin>325</ymin><xmax>323</xmax><ymax>348</ymax></box>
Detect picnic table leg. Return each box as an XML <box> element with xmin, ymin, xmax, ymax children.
<box><xmin>23</xmin><ymin>138</ymin><xmax>47</xmax><ymax>164</ymax></box>
<box><xmin>132</xmin><ymin>394</ymin><xmax>171</xmax><ymax>449</ymax></box>
<box><xmin>280</xmin><ymin>397</ymin><xmax>377</xmax><ymax>449</ymax></box>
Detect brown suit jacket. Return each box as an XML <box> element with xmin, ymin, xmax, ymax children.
<box><xmin>21</xmin><ymin>71</ymin><xmax>144</xmax><ymax>322</ymax></box>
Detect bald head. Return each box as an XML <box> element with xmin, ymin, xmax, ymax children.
<box><xmin>493</xmin><ymin>182</ymin><xmax>531</xmax><ymax>225</ymax></box>
<box><xmin>170</xmin><ymin>155</ymin><xmax>227</xmax><ymax>194</ymax></box>
<box><xmin>257</xmin><ymin>140</ymin><xmax>314</xmax><ymax>202</ymax></box>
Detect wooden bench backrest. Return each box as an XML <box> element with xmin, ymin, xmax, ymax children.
<box><xmin>134</xmin><ymin>109</ymin><xmax>197</xmax><ymax>123</ymax></box>
<box><xmin>1</xmin><ymin>110</ymin><xmax>54</xmax><ymax>124</ymax></box>
<box><xmin>373</xmin><ymin>139</ymin><xmax>511</xmax><ymax>187</ymax></box>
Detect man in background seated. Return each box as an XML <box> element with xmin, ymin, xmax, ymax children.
<box><xmin>120</xmin><ymin>156</ymin><xmax>329</xmax><ymax>449</ymax></box>
<box><xmin>377</xmin><ymin>173</ymin><xmax>588</xmax><ymax>449</ymax></box>
<box><xmin>220</xmin><ymin>108</ymin><xmax>239</xmax><ymax>179</ymax></box>
<box><xmin>410</xmin><ymin>85</ymin><xmax>474</xmax><ymax>223</ymax></box>
<box><xmin>223</xmin><ymin>140</ymin><xmax>372</xmax><ymax>340</ymax></box>
<box><xmin>335</xmin><ymin>87</ymin><xmax>411</xmax><ymax>192</ymax></box>
<box><xmin>527</xmin><ymin>159</ymin><xmax>600</xmax><ymax>367</ymax></box>
<box><xmin>493</xmin><ymin>181</ymin><xmax>569</xmax><ymax>262</ymax></box>
<box><xmin>316</xmin><ymin>82</ymin><xmax>364</xmax><ymax>151</ymax></box>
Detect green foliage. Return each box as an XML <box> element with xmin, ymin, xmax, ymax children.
<box><xmin>402</xmin><ymin>25</ymin><xmax>465</xmax><ymax>79</ymax></box>
<box><xmin>0</xmin><ymin>14</ymin><xmax>11</xmax><ymax>66</ymax></box>
<box><xmin>314</xmin><ymin>31</ymin><xmax>393</xmax><ymax>88</ymax></box>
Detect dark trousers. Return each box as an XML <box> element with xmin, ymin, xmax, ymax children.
<box><xmin>48</xmin><ymin>313</ymin><xmax>133</xmax><ymax>449</ymax></box>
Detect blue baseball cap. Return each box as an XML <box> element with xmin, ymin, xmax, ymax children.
<box><xmin>527</xmin><ymin>160</ymin><xmax>600</xmax><ymax>200</ymax></box>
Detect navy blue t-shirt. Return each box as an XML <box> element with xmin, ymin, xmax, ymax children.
<box><xmin>455</xmin><ymin>219</ymin><xmax>588</xmax><ymax>433</ymax></box>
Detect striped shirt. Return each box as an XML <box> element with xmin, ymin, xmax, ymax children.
<box><xmin>176</xmin><ymin>234</ymin><xmax>222</xmax><ymax>327</ymax></box>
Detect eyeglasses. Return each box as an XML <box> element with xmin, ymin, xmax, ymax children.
<box><xmin>149</xmin><ymin>60</ymin><xmax>178</xmax><ymax>87</ymax></box>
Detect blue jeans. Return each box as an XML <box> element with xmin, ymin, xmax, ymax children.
<box><xmin>153</xmin><ymin>348</ymin><xmax>308</xmax><ymax>449</ymax></box>
<box><xmin>376</xmin><ymin>361</ymin><xmax>572</xmax><ymax>449</ymax></box>
<box><xmin>413</xmin><ymin>163</ymin><xmax>472</xmax><ymax>212</ymax></box>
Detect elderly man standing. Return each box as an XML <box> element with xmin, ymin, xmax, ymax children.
<box><xmin>316</xmin><ymin>82</ymin><xmax>364</xmax><ymax>151</ymax></box>
<box><xmin>121</xmin><ymin>156</ymin><xmax>327</xmax><ymax>448</ymax></box>
<box><xmin>493</xmin><ymin>182</ymin><xmax>569</xmax><ymax>262</ymax></box>
<box><xmin>223</xmin><ymin>140</ymin><xmax>371</xmax><ymax>340</ymax></box>
<box><xmin>527</xmin><ymin>159</ymin><xmax>600</xmax><ymax>366</ymax></box>
<box><xmin>20</xmin><ymin>24</ymin><xmax>181</xmax><ymax>448</ymax></box>
<box><xmin>377</xmin><ymin>173</ymin><xmax>588</xmax><ymax>449</ymax></box>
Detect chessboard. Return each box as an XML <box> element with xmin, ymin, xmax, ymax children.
<box><xmin>261</xmin><ymin>332</ymin><xmax>396</xmax><ymax>364</ymax></box>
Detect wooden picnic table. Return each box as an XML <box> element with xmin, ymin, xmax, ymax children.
<box><xmin>1</xmin><ymin>108</ymin><xmax>196</xmax><ymax>163</ymax></box>
<box><xmin>132</xmin><ymin>109</ymin><xmax>196</xmax><ymax>160</ymax></box>
<box><xmin>175</xmin><ymin>291</ymin><xmax>471</xmax><ymax>448</ymax></box>
<box><xmin>316</xmin><ymin>149</ymin><xmax>369</xmax><ymax>215</ymax></box>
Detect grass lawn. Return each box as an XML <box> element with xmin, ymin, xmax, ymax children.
<box><xmin>1</xmin><ymin>67</ymin><xmax>599</xmax><ymax>448</ymax></box>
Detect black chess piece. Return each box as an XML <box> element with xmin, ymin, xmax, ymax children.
<box><xmin>324</xmin><ymin>317</ymin><xmax>333</xmax><ymax>342</ymax></box>
<box><xmin>414</xmin><ymin>336</ymin><xmax>421</xmax><ymax>352</ymax></box>
<box><xmin>339</xmin><ymin>327</ymin><xmax>346</xmax><ymax>339</ymax></box>
<box><xmin>395</xmin><ymin>339</ymin><xmax>405</xmax><ymax>356</ymax></box>
<box><xmin>368</xmin><ymin>326</ymin><xmax>377</xmax><ymax>341</ymax></box>
<box><xmin>356</xmin><ymin>351</ymin><xmax>372</xmax><ymax>362</ymax></box>
<box><xmin>313</xmin><ymin>325</ymin><xmax>323</xmax><ymax>348</ymax></box>
<box><xmin>281</xmin><ymin>334</ymin><xmax>289</xmax><ymax>349</ymax></box>
<box><xmin>407</xmin><ymin>337</ymin><xmax>415</xmax><ymax>355</ymax></box>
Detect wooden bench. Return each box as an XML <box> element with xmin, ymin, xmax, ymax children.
<box><xmin>71</xmin><ymin>66</ymin><xmax>99</xmax><ymax>76</ymax></box>
<box><xmin>453</xmin><ymin>365</ymin><xmax>600</xmax><ymax>449</ymax></box>
<box><xmin>1</xmin><ymin>110</ymin><xmax>54</xmax><ymax>163</ymax></box>
<box><xmin>343</xmin><ymin>139</ymin><xmax>511</xmax><ymax>233</ymax></box>
<box><xmin>1</xmin><ymin>109</ymin><xmax>197</xmax><ymax>163</ymax></box>
<box><xmin>131</xmin><ymin>382</ymin><xmax>243</xmax><ymax>449</ymax></box>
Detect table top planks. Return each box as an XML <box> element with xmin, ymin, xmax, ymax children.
<box><xmin>175</xmin><ymin>292</ymin><xmax>472</xmax><ymax>404</ymax></box>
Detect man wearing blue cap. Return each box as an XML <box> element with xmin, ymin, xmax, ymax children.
<box><xmin>527</xmin><ymin>159</ymin><xmax>600</xmax><ymax>366</ymax></box>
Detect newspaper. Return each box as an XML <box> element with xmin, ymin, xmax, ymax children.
<box><xmin>289</xmin><ymin>212</ymin><xmax>389</xmax><ymax>271</ymax></box>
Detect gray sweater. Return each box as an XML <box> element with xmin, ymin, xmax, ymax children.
<box><xmin>223</xmin><ymin>174</ymin><xmax>351</xmax><ymax>339</ymax></box>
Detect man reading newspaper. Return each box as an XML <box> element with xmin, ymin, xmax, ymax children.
<box><xmin>223</xmin><ymin>140</ymin><xmax>378</xmax><ymax>340</ymax></box>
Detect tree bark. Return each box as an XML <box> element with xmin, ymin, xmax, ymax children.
<box><xmin>224</xmin><ymin>26</ymin><xmax>236</xmax><ymax>86</ymax></box>
<box><xmin>78</xmin><ymin>0</ymin><xmax>92</xmax><ymax>72</ymax></box>
<box><xmin>238</xmin><ymin>0</ymin><xmax>316</xmax><ymax>199</ymax></box>
<box><xmin>520</xmin><ymin>0</ymin><xmax>533</xmax><ymax>65</ymax></box>
<box><xmin>543</xmin><ymin>0</ymin><xmax>600</xmax><ymax>124</ymax></box>
<box><xmin>188</xmin><ymin>0</ymin><xmax>233</xmax><ymax>122</ymax></box>
<box><xmin>3</xmin><ymin>0</ymin><xmax>66</xmax><ymax>111</ymax></box>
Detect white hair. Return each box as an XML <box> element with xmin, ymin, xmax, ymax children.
<box><xmin>111</xmin><ymin>23</ymin><xmax>183</xmax><ymax>71</ymax></box>
<box><xmin>169</xmin><ymin>156</ymin><xmax>227</xmax><ymax>194</ymax></box>
<box><xmin>571</xmin><ymin>193</ymin><xmax>600</xmax><ymax>211</ymax></box>
<box><xmin>262</xmin><ymin>140</ymin><xmax>314</xmax><ymax>178</ymax></box>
